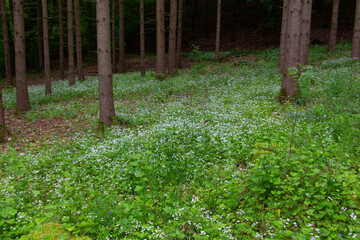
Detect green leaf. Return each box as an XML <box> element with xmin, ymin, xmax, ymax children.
<box><xmin>135</xmin><ymin>171</ymin><xmax>145</xmax><ymax>178</ymax></box>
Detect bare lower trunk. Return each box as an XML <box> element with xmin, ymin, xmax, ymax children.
<box><xmin>42</xmin><ymin>0</ymin><xmax>51</xmax><ymax>95</ymax></box>
<box><xmin>13</xmin><ymin>0</ymin><xmax>30</xmax><ymax>111</ymax></box>
<box><xmin>176</xmin><ymin>0</ymin><xmax>183</xmax><ymax>69</ymax></box>
<box><xmin>328</xmin><ymin>0</ymin><xmax>340</xmax><ymax>51</ymax></box>
<box><xmin>97</xmin><ymin>0</ymin><xmax>115</xmax><ymax>125</ymax></box>
<box><xmin>0</xmin><ymin>85</ymin><xmax>7</xmax><ymax>143</ymax></box>
<box><xmin>280</xmin><ymin>0</ymin><xmax>302</xmax><ymax>100</ymax></box>
<box><xmin>112</xmin><ymin>0</ymin><xmax>116</xmax><ymax>72</ymax></box>
<box><xmin>279</xmin><ymin>0</ymin><xmax>289</xmax><ymax>73</ymax></box>
<box><xmin>215</xmin><ymin>0</ymin><xmax>221</xmax><ymax>61</ymax></box>
<box><xmin>37</xmin><ymin>0</ymin><xmax>43</xmax><ymax>68</ymax></box>
<box><xmin>87</xmin><ymin>1</ymin><xmax>93</xmax><ymax>57</ymax></box>
<box><xmin>168</xmin><ymin>0</ymin><xmax>177</xmax><ymax>75</ymax></box>
<box><xmin>67</xmin><ymin>0</ymin><xmax>75</xmax><ymax>85</ymax></box>
<box><xmin>118</xmin><ymin>0</ymin><xmax>125</xmax><ymax>73</ymax></box>
<box><xmin>156</xmin><ymin>0</ymin><xmax>166</xmax><ymax>75</ymax></box>
<box><xmin>299</xmin><ymin>0</ymin><xmax>312</xmax><ymax>66</ymax></box>
<box><xmin>0</xmin><ymin>0</ymin><xmax>13</xmax><ymax>85</ymax></box>
<box><xmin>140</xmin><ymin>0</ymin><xmax>145</xmax><ymax>77</ymax></box>
<box><xmin>58</xmin><ymin>0</ymin><xmax>64</xmax><ymax>79</ymax></box>
<box><xmin>352</xmin><ymin>0</ymin><xmax>360</xmax><ymax>58</ymax></box>
<box><xmin>74</xmin><ymin>0</ymin><xmax>84</xmax><ymax>81</ymax></box>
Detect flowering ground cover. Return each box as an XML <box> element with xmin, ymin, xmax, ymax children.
<box><xmin>1</xmin><ymin>43</ymin><xmax>359</xmax><ymax>239</ymax></box>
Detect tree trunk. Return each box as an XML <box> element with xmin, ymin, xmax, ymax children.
<box><xmin>74</xmin><ymin>0</ymin><xmax>84</xmax><ymax>81</ymax></box>
<box><xmin>352</xmin><ymin>0</ymin><xmax>360</xmax><ymax>58</ymax></box>
<box><xmin>299</xmin><ymin>0</ymin><xmax>313</xmax><ymax>66</ymax></box>
<box><xmin>0</xmin><ymin>0</ymin><xmax>13</xmax><ymax>85</ymax></box>
<box><xmin>86</xmin><ymin>1</ymin><xmax>93</xmax><ymax>57</ymax></box>
<box><xmin>205</xmin><ymin>0</ymin><xmax>209</xmax><ymax>38</ymax></box>
<box><xmin>13</xmin><ymin>0</ymin><xmax>30</xmax><ymax>111</ymax></box>
<box><xmin>42</xmin><ymin>0</ymin><xmax>51</xmax><ymax>95</ymax></box>
<box><xmin>37</xmin><ymin>0</ymin><xmax>44</xmax><ymax>68</ymax></box>
<box><xmin>215</xmin><ymin>0</ymin><xmax>221</xmax><ymax>61</ymax></box>
<box><xmin>328</xmin><ymin>0</ymin><xmax>340</xmax><ymax>51</ymax></box>
<box><xmin>118</xmin><ymin>0</ymin><xmax>125</xmax><ymax>73</ymax></box>
<box><xmin>279</xmin><ymin>0</ymin><xmax>289</xmax><ymax>74</ymax></box>
<box><xmin>176</xmin><ymin>0</ymin><xmax>183</xmax><ymax>69</ymax></box>
<box><xmin>168</xmin><ymin>0</ymin><xmax>177</xmax><ymax>75</ymax></box>
<box><xmin>58</xmin><ymin>0</ymin><xmax>64</xmax><ymax>79</ymax></box>
<box><xmin>156</xmin><ymin>0</ymin><xmax>166</xmax><ymax>75</ymax></box>
<box><xmin>67</xmin><ymin>0</ymin><xmax>75</xmax><ymax>86</ymax></box>
<box><xmin>140</xmin><ymin>0</ymin><xmax>145</xmax><ymax>77</ymax></box>
<box><xmin>96</xmin><ymin>0</ymin><xmax>115</xmax><ymax>125</ymax></box>
<box><xmin>0</xmin><ymin>84</ymin><xmax>6</xmax><ymax>143</ymax></box>
<box><xmin>112</xmin><ymin>0</ymin><xmax>116</xmax><ymax>73</ymax></box>
<box><xmin>279</xmin><ymin>0</ymin><xmax>302</xmax><ymax>101</ymax></box>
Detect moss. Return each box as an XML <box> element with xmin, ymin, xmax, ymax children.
<box><xmin>20</xmin><ymin>223</ymin><xmax>91</xmax><ymax>240</ymax></box>
<box><xmin>277</xmin><ymin>87</ymin><xmax>288</xmax><ymax>104</ymax></box>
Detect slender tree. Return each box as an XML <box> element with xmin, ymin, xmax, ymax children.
<box><xmin>279</xmin><ymin>0</ymin><xmax>303</xmax><ymax>101</ymax></box>
<box><xmin>13</xmin><ymin>0</ymin><xmax>30</xmax><ymax>111</ymax></box>
<box><xmin>74</xmin><ymin>0</ymin><xmax>84</xmax><ymax>81</ymax></box>
<box><xmin>0</xmin><ymin>0</ymin><xmax>13</xmax><ymax>85</ymax></box>
<box><xmin>118</xmin><ymin>0</ymin><xmax>125</xmax><ymax>73</ymax></box>
<box><xmin>215</xmin><ymin>0</ymin><xmax>221</xmax><ymax>61</ymax></box>
<box><xmin>299</xmin><ymin>0</ymin><xmax>312</xmax><ymax>66</ymax></box>
<box><xmin>42</xmin><ymin>0</ymin><xmax>51</xmax><ymax>95</ymax></box>
<box><xmin>352</xmin><ymin>0</ymin><xmax>360</xmax><ymax>58</ymax></box>
<box><xmin>176</xmin><ymin>0</ymin><xmax>183</xmax><ymax>69</ymax></box>
<box><xmin>279</xmin><ymin>0</ymin><xmax>289</xmax><ymax>74</ymax></box>
<box><xmin>0</xmin><ymin>83</ymin><xmax>7</xmax><ymax>143</ymax></box>
<box><xmin>112</xmin><ymin>0</ymin><xmax>116</xmax><ymax>72</ymax></box>
<box><xmin>86</xmin><ymin>1</ymin><xmax>93</xmax><ymax>57</ymax></box>
<box><xmin>58</xmin><ymin>0</ymin><xmax>64</xmax><ymax>79</ymax></box>
<box><xmin>328</xmin><ymin>0</ymin><xmax>340</xmax><ymax>51</ymax></box>
<box><xmin>97</xmin><ymin>0</ymin><xmax>115</xmax><ymax>125</ymax></box>
<box><xmin>140</xmin><ymin>0</ymin><xmax>145</xmax><ymax>77</ymax></box>
<box><xmin>67</xmin><ymin>0</ymin><xmax>75</xmax><ymax>85</ymax></box>
<box><xmin>37</xmin><ymin>0</ymin><xmax>44</xmax><ymax>68</ymax></box>
<box><xmin>156</xmin><ymin>0</ymin><xmax>166</xmax><ymax>75</ymax></box>
<box><xmin>168</xmin><ymin>0</ymin><xmax>177</xmax><ymax>74</ymax></box>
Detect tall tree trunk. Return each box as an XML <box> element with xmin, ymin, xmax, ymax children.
<box><xmin>205</xmin><ymin>0</ymin><xmax>209</xmax><ymax>38</ymax></box>
<box><xmin>299</xmin><ymin>0</ymin><xmax>313</xmax><ymax>66</ymax></box>
<box><xmin>74</xmin><ymin>0</ymin><xmax>84</xmax><ymax>81</ymax></box>
<box><xmin>67</xmin><ymin>0</ymin><xmax>75</xmax><ymax>85</ymax></box>
<box><xmin>279</xmin><ymin>0</ymin><xmax>302</xmax><ymax>101</ymax></box>
<box><xmin>0</xmin><ymin>84</ymin><xmax>7</xmax><ymax>143</ymax></box>
<box><xmin>140</xmin><ymin>0</ymin><xmax>145</xmax><ymax>77</ymax></box>
<box><xmin>328</xmin><ymin>0</ymin><xmax>340</xmax><ymax>51</ymax></box>
<box><xmin>118</xmin><ymin>0</ymin><xmax>125</xmax><ymax>73</ymax></box>
<box><xmin>112</xmin><ymin>0</ymin><xmax>116</xmax><ymax>72</ymax></box>
<box><xmin>0</xmin><ymin>0</ymin><xmax>13</xmax><ymax>85</ymax></box>
<box><xmin>97</xmin><ymin>0</ymin><xmax>115</xmax><ymax>125</ymax></box>
<box><xmin>352</xmin><ymin>0</ymin><xmax>360</xmax><ymax>58</ymax></box>
<box><xmin>215</xmin><ymin>0</ymin><xmax>221</xmax><ymax>61</ymax></box>
<box><xmin>86</xmin><ymin>1</ymin><xmax>93</xmax><ymax>57</ymax></box>
<box><xmin>13</xmin><ymin>0</ymin><xmax>30</xmax><ymax>111</ymax></box>
<box><xmin>279</xmin><ymin>0</ymin><xmax>289</xmax><ymax>74</ymax></box>
<box><xmin>42</xmin><ymin>0</ymin><xmax>51</xmax><ymax>95</ymax></box>
<box><xmin>168</xmin><ymin>0</ymin><xmax>177</xmax><ymax>75</ymax></box>
<box><xmin>37</xmin><ymin>0</ymin><xmax>44</xmax><ymax>68</ymax></box>
<box><xmin>176</xmin><ymin>0</ymin><xmax>183</xmax><ymax>69</ymax></box>
<box><xmin>58</xmin><ymin>0</ymin><xmax>64</xmax><ymax>79</ymax></box>
<box><xmin>156</xmin><ymin>0</ymin><xmax>166</xmax><ymax>74</ymax></box>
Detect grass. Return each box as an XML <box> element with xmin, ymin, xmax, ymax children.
<box><xmin>1</xmin><ymin>42</ymin><xmax>360</xmax><ymax>239</ymax></box>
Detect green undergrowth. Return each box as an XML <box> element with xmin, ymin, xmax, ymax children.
<box><xmin>1</xmin><ymin>42</ymin><xmax>359</xmax><ymax>239</ymax></box>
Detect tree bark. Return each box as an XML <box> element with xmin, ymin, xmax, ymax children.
<box><xmin>74</xmin><ymin>0</ymin><xmax>84</xmax><ymax>81</ymax></box>
<box><xmin>352</xmin><ymin>0</ymin><xmax>360</xmax><ymax>58</ymax></box>
<box><xmin>13</xmin><ymin>0</ymin><xmax>30</xmax><ymax>111</ymax></box>
<box><xmin>58</xmin><ymin>0</ymin><xmax>64</xmax><ymax>79</ymax></box>
<box><xmin>97</xmin><ymin>0</ymin><xmax>115</xmax><ymax>125</ymax></box>
<box><xmin>0</xmin><ymin>0</ymin><xmax>13</xmax><ymax>85</ymax></box>
<box><xmin>176</xmin><ymin>0</ymin><xmax>183</xmax><ymax>69</ymax></box>
<box><xmin>156</xmin><ymin>0</ymin><xmax>166</xmax><ymax>75</ymax></box>
<box><xmin>37</xmin><ymin>0</ymin><xmax>44</xmax><ymax>68</ymax></box>
<box><xmin>279</xmin><ymin>0</ymin><xmax>289</xmax><ymax>74</ymax></box>
<box><xmin>328</xmin><ymin>0</ymin><xmax>340</xmax><ymax>52</ymax></box>
<box><xmin>112</xmin><ymin>0</ymin><xmax>116</xmax><ymax>72</ymax></box>
<box><xmin>67</xmin><ymin>0</ymin><xmax>75</xmax><ymax>85</ymax></box>
<box><xmin>140</xmin><ymin>0</ymin><xmax>145</xmax><ymax>77</ymax></box>
<box><xmin>86</xmin><ymin>1</ymin><xmax>93</xmax><ymax>57</ymax></box>
<box><xmin>299</xmin><ymin>0</ymin><xmax>313</xmax><ymax>66</ymax></box>
<box><xmin>168</xmin><ymin>0</ymin><xmax>177</xmax><ymax>75</ymax></box>
<box><xmin>215</xmin><ymin>0</ymin><xmax>221</xmax><ymax>61</ymax></box>
<box><xmin>118</xmin><ymin>0</ymin><xmax>125</xmax><ymax>73</ymax></box>
<box><xmin>280</xmin><ymin>0</ymin><xmax>302</xmax><ymax>100</ymax></box>
<box><xmin>42</xmin><ymin>0</ymin><xmax>51</xmax><ymax>95</ymax></box>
